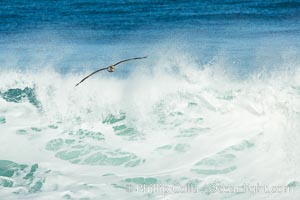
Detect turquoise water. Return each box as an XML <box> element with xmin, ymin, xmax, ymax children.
<box><xmin>0</xmin><ymin>0</ymin><xmax>300</xmax><ymax>199</ymax></box>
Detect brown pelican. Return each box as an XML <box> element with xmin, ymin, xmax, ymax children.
<box><xmin>75</xmin><ymin>56</ymin><xmax>147</xmax><ymax>87</ymax></box>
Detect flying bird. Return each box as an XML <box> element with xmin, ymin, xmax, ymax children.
<box><xmin>75</xmin><ymin>56</ymin><xmax>147</xmax><ymax>87</ymax></box>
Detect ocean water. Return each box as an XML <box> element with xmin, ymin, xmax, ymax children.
<box><xmin>0</xmin><ymin>0</ymin><xmax>300</xmax><ymax>199</ymax></box>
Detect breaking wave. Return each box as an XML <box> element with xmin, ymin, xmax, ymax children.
<box><xmin>0</xmin><ymin>55</ymin><xmax>300</xmax><ymax>200</ymax></box>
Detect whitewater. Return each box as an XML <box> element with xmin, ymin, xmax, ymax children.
<box><xmin>0</xmin><ymin>51</ymin><xmax>299</xmax><ymax>199</ymax></box>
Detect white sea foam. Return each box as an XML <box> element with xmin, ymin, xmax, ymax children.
<box><xmin>0</xmin><ymin>54</ymin><xmax>299</xmax><ymax>199</ymax></box>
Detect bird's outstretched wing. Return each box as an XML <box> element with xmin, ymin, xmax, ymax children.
<box><xmin>112</xmin><ymin>56</ymin><xmax>148</xmax><ymax>66</ymax></box>
<box><xmin>75</xmin><ymin>56</ymin><xmax>147</xmax><ymax>87</ymax></box>
<box><xmin>75</xmin><ymin>67</ymin><xmax>107</xmax><ymax>87</ymax></box>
